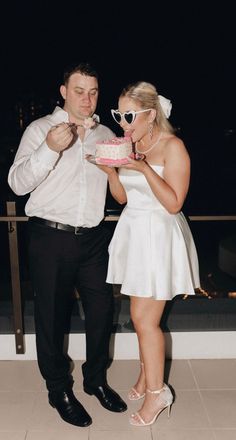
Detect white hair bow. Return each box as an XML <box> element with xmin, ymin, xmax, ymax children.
<box><xmin>159</xmin><ymin>95</ymin><xmax>172</xmax><ymax>119</ymax></box>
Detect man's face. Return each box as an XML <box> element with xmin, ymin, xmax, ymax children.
<box><xmin>60</xmin><ymin>72</ymin><xmax>99</xmax><ymax>122</ymax></box>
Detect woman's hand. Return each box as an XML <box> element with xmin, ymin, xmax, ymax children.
<box><xmin>96</xmin><ymin>164</ymin><xmax>118</xmax><ymax>175</ymax></box>
<box><xmin>121</xmin><ymin>155</ymin><xmax>149</xmax><ymax>173</ymax></box>
<box><xmin>85</xmin><ymin>155</ymin><xmax>118</xmax><ymax>175</ymax></box>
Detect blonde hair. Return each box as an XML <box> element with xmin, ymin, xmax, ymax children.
<box><xmin>120</xmin><ymin>81</ymin><xmax>174</xmax><ymax>134</ymax></box>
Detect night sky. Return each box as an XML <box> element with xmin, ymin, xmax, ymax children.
<box><xmin>0</xmin><ymin>1</ymin><xmax>235</xmax><ymax>213</ymax></box>
<box><xmin>1</xmin><ymin>1</ymin><xmax>235</xmax><ymax>128</ymax></box>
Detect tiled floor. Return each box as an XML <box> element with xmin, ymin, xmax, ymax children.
<box><xmin>0</xmin><ymin>359</ymin><xmax>236</xmax><ymax>439</ymax></box>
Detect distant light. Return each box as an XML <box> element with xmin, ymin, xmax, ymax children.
<box><xmin>224</xmin><ymin>128</ymin><xmax>235</xmax><ymax>136</ymax></box>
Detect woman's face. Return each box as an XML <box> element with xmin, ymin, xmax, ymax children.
<box><xmin>117</xmin><ymin>97</ymin><xmax>153</xmax><ymax>143</ymax></box>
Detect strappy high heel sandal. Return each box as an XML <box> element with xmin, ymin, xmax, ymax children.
<box><xmin>128</xmin><ymin>362</ymin><xmax>146</xmax><ymax>401</ymax></box>
<box><xmin>129</xmin><ymin>383</ymin><xmax>173</xmax><ymax>426</ymax></box>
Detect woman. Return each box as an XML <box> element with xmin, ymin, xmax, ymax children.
<box><xmin>104</xmin><ymin>81</ymin><xmax>200</xmax><ymax>426</ymax></box>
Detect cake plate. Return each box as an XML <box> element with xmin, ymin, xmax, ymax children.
<box><xmin>85</xmin><ymin>154</ymin><xmax>144</xmax><ymax>167</ymax></box>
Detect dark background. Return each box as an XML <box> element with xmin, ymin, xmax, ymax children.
<box><xmin>0</xmin><ymin>1</ymin><xmax>235</xmax><ymax>303</ymax></box>
<box><xmin>0</xmin><ymin>0</ymin><xmax>235</xmax><ymax>214</ymax></box>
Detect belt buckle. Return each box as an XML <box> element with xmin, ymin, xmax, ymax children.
<box><xmin>75</xmin><ymin>226</ymin><xmax>83</xmax><ymax>235</ymax></box>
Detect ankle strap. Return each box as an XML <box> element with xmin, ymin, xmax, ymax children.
<box><xmin>146</xmin><ymin>385</ymin><xmax>165</xmax><ymax>394</ymax></box>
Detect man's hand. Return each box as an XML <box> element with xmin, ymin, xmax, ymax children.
<box><xmin>46</xmin><ymin>122</ymin><xmax>77</xmax><ymax>152</ymax></box>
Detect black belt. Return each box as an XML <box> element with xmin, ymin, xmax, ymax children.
<box><xmin>29</xmin><ymin>217</ymin><xmax>103</xmax><ymax>235</ymax></box>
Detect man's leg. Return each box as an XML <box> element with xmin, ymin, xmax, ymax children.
<box><xmin>76</xmin><ymin>225</ymin><xmax>127</xmax><ymax>412</ymax></box>
<box><xmin>29</xmin><ymin>223</ymin><xmax>75</xmax><ymax>391</ymax></box>
<box><xmin>28</xmin><ymin>222</ymin><xmax>92</xmax><ymax>427</ymax></box>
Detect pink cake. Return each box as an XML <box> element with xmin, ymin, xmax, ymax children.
<box><xmin>95</xmin><ymin>136</ymin><xmax>132</xmax><ymax>165</ymax></box>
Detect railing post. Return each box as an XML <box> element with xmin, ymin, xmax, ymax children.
<box><xmin>6</xmin><ymin>201</ymin><xmax>25</xmax><ymax>354</ymax></box>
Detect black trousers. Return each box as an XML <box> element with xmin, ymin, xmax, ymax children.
<box><xmin>28</xmin><ymin>221</ymin><xmax>114</xmax><ymax>392</ymax></box>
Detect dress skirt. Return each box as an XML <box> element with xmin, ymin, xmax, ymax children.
<box><xmin>106</xmin><ymin>166</ymin><xmax>200</xmax><ymax>300</ymax></box>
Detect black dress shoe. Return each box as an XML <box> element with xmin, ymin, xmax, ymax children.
<box><xmin>49</xmin><ymin>389</ymin><xmax>92</xmax><ymax>427</ymax></box>
<box><xmin>84</xmin><ymin>383</ymin><xmax>127</xmax><ymax>413</ymax></box>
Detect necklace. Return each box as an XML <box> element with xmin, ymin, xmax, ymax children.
<box><xmin>136</xmin><ymin>131</ymin><xmax>162</xmax><ymax>154</ymax></box>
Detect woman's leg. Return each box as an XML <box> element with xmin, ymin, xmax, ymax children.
<box><xmin>128</xmin><ymin>345</ymin><xmax>146</xmax><ymax>399</ymax></box>
<box><xmin>130</xmin><ymin>297</ymin><xmax>167</xmax><ymax>423</ymax></box>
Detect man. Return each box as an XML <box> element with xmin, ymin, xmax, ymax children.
<box><xmin>8</xmin><ymin>62</ymin><xmax>127</xmax><ymax>427</ymax></box>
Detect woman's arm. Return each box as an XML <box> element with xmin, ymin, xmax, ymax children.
<box><xmin>122</xmin><ymin>136</ymin><xmax>190</xmax><ymax>214</ymax></box>
<box><xmin>98</xmin><ymin>165</ymin><xmax>127</xmax><ymax>205</ymax></box>
<box><xmin>144</xmin><ymin>138</ymin><xmax>190</xmax><ymax>213</ymax></box>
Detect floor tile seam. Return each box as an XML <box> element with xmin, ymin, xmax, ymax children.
<box><xmin>152</xmin><ymin>427</ymin><xmax>216</xmax><ymax>431</ymax></box>
<box><xmin>89</xmin><ymin>428</ymin><xmax>149</xmax><ymax>432</ymax></box>
<box><xmin>151</xmin><ymin>427</ymin><xmax>215</xmax><ymax>440</ymax></box>
<box><xmin>213</xmin><ymin>428</ymin><xmax>236</xmax><ymax>431</ymax></box>
<box><xmin>171</xmin><ymin>387</ymin><xmax>200</xmax><ymax>393</ymax></box>
<box><xmin>23</xmin><ymin>394</ymin><xmax>39</xmax><ymax>430</ymax></box>
<box><xmin>187</xmin><ymin>362</ymin><xmax>213</xmax><ymax>428</ymax></box>
<box><xmin>89</xmin><ymin>427</ymin><xmax>149</xmax><ymax>433</ymax></box>
<box><xmin>23</xmin><ymin>427</ymin><xmax>91</xmax><ymax>435</ymax></box>
<box><xmin>197</xmin><ymin>388</ymin><xmax>217</xmax><ymax>429</ymax></box>
<box><xmin>197</xmin><ymin>387</ymin><xmax>236</xmax><ymax>391</ymax></box>
<box><xmin>212</xmin><ymin>430</ymin><xmax>217</xmax><ymax>440</ymax></box>
<box><xmin>0</xmin><ymin>389</ymin><xmax>44</xmax><ymax>393</ymax></box>
<box><xmin>187</xmin><ymin>359</ymin><xmax>200</xmax><ymax>389</ymax></box>
<box><xmin>0</xmin><ymin>430</ymin><xmax>27</xmax><ymax>433</ymax></box>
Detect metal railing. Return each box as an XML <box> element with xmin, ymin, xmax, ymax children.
<box><xmin>1</xmin><ymin>201</ymin><xmax>236</xmax><ymax>354</ymax></box>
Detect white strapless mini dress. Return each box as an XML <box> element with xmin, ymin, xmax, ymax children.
<box><xmin>106</xmin><ymin>165</ymin><xmax>200</xmax><ymax>300</ymax></box>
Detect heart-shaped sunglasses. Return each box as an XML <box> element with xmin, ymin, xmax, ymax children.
<box><xmin>111</xmin><ymin>108</ymin><xmax>152</xmax><ymax>125</ymax></box>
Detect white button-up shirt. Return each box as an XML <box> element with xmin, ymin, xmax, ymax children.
<box><xmin>8</xmin><ymin>107</ymin><xmax>115</xmax><ymax>227</ymax></box>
